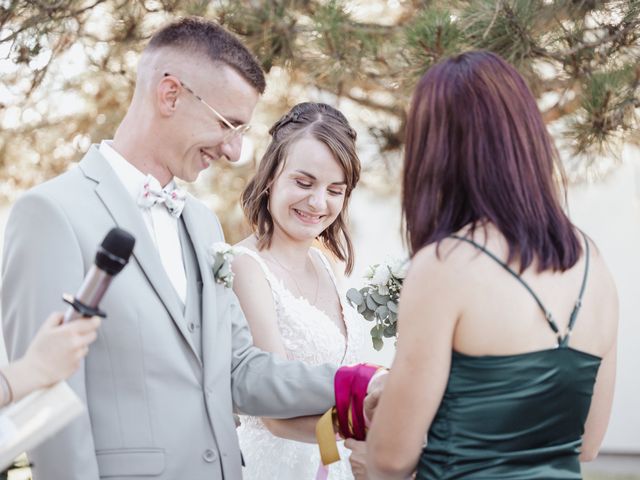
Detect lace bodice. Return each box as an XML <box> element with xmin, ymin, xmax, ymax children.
<box><xmin>234</xmin><ymin>246</ymin><xmax>365</xmax><ymax>479</ymax></box>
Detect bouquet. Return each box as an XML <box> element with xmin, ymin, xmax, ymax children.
<box><xmin>346</xmin><ymin>258</ymin><xmax>409</xmax><ymax>350</ymax></box>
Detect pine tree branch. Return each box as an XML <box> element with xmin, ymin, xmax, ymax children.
<box><xmin>344</xmin><ymin>92</ymin><xmax>405</xmax><ymax>117</ymax></box>
<box><xmin>542</xmin><ymin>94</ymin><xmax>583</xmax><ymax>122</ymax></box>
<box><xmin>0</xmin><ymin>0</ymin><xmax>106</xmax><ymax>44</ymax></box>
<box><xmin>561</xmin><ymin>18</ymin><xmax>640</xmax><ymax>56</ymax></box>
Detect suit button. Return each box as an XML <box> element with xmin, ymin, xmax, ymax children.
<box><xmin>188</xmin><ymin>322</ymin><xmax>195</xmax><ymax>332</ymax></box>
<box><xmin>203</xmin><ymin>449</ymin><xmax>218</xmax><ymax>463</ymax></box>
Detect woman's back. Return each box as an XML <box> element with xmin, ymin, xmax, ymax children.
<box><xmin>449</xmin><ymin>228</ymin><xmax>615</xmax><ymax>358</ymax></box>
<box><xmin>416</xmin><ymin>227</ymin><xmax>617</xmax><ymax>479</ymax></box>
<box><xmin>366</xmin><ymin>51</ymin><xmax>617</xmax><ymax>480</ymax></box>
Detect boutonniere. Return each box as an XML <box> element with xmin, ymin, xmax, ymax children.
<box><xmin>208</xmin><ymin>242</ymin><xmax>236</xmax><ymax>288</ymax></box>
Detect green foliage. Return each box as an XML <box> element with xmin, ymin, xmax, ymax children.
<box><xmin>346</xmin><ymin>259</ymin><xmax>406</xmax><ymax>350</ymax></box>
<box><xmin>218</xmin><ymin>1</ymin><xmax>299</xmax><ymax>72</ymax></box>
<box><xmin>461</xmin><ymin>0</ymin><xmax>546</xmax><ymax>66</ymax></box>
<box><xmin>1</xmin><ymin>0</ymin><xmax>640</xmax><ymax>216</ymax></box>
<box><xmin>404</xmin><ymin>8</ymin><xmax>464</xmax><ymax>78</ymax></box>
<box><xmin>570</xmin><ymin>65</ymin><xmax>640</xmax><ymax>153</ymax></box>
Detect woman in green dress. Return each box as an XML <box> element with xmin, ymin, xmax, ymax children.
<box><xmin>365</xmin><ymin>51</ymin><xmax>618</xmax><ymax>479</ymax></box>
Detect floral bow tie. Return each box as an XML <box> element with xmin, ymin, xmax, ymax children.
<box><xmin>137</xmin><ymin>175</ymin><xmax>186</xmax><ymax>218</ymax></box>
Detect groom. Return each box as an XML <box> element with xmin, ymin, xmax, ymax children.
<box><xmin>2</xmin><ymin>18</ymin><xmax>341</xmax><ymax>480</ymax></box>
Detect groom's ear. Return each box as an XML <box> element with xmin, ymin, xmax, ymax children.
<box><xmin>157</xmin><ymin>74</ymin><xmax>180</xmax><ymax>116</ymax></box>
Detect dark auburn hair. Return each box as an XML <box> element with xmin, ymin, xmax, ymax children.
<box><xmin>402</xmin><ymin>50</ymin><xmax>581</xmax><ymax>272</ymax></box>
<box><xmin>147</xmin><ymin>17</ymin><xmax>266</xmax><ymax>94</ymax></box>
<box><xmin>241</xmin><ymin>102</ymin><xmax>361</xmax><ymax>274</ymax></box>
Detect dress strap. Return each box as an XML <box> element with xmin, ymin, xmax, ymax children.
<box><xmin>450</xmin><ymin>232</ymin><xmax>590</xmax><ymax>347</ymax></box>
<box><xmin>563</xmin><ymin>231</ymin><xmax>590</xmax><ymax>346</ymax></box>
<box><xmin>310</xmin><ymin>247</ymin><xmax>340</xmax><ymax>292</ymax></box>
<box><xmin>232</xmin><ymin>246</ymin><xmax>284</xmax><ymax>300</ymax></box>
<box><xmin>310</xmin><ymin>247</ymin><xmax>351</xmax><ymax>363</ymax></box>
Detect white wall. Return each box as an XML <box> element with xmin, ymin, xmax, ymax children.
<box><xmin>566</xmin><ymin>151</ymin><xmax>640</xmax><ymax>453</ymax></box>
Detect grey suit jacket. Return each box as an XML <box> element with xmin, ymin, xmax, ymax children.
<box><xmin>1</xmin><ymin>146</ymin><xmax>337</xmax><ymax>480</ymax></box>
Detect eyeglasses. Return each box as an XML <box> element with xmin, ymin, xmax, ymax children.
<box><xmin>164</xmin><ymin>72</ymin><xmax>251</xmax><ymax>141</ymax></box>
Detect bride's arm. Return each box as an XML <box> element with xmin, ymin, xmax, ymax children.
<box><xmin>232</xmin><ymin>253</ymin><xmax>288</xmax><ymax>358</ymax></box>
<box><xmin>232</xmin><ymin>253</ymin><xmax>324</xmax><ymax>443</ymax></box>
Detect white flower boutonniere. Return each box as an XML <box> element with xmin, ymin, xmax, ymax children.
<box><xmin>209</xmin><ymin>242</ymin><xmax>236</xmax><ymax>288</ymax></box>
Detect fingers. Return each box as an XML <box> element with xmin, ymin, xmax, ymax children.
<box><xmin>344</xmin><ymin>438</ymin><xmax>357</xmax><ymax>450</ymax></box>
<box><xmin>364</xmin><ymin>394</ymin><xmax>379</xmax><ymax>422</ymax></box>
<box><xmin>43</xmin><ymin>311</ymin><xmax>65</xmax><ymax>327</ymax></box>
<box><xmin>364</xmin><ymin>393</ymin><xmax>379</xmax><ymax>411</ymax></box>
<box><xmin>366</xmin><ymin>370</ymin><xmax>388</xmax><ymax>394</ymax></box>
<box><xmin>78</xmin><ymin>329</ymin><xmax>98</xmax><ymax>346</ymax></box>
<box><xmin>56</xmin><ymin>317</ymin><xmax>101</xmax><ymax>355</ymax></box>
<box><xmin>64</xmin><ymin>316</ymin><xmax>102</xmax><ymax>335</ymax></box>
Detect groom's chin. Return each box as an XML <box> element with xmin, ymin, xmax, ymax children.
<box><xmin>178</xmin><ymin>169</ymin><xmax>202</xmax><ymax>184</ymax></box>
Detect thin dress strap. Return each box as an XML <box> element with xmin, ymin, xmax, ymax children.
<box><xmin>232</xmin><ymin>246</ymin><xmax>284</xmax><ymax>302</ymax></box>
<box><xmin>450</xmin><ymin>232</ymin><xmax>590</xmax><ymax>348</ymax></box>
<box><xmin>564</xmin><ymin>231</ymin><xmax>590</xmax><ymax>346</ymax></box>
<box><xmin>310</xmin><ymin>247</ymin><xmax>340</xmax><ymax>292</ymax></box>
<box><xmin>310</xmin><ymin>247</ymin><xmax>351</xmax><ymax>362</ymax></box>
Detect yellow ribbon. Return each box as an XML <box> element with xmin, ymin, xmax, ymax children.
<box><xmin>316</xmin><ymin>407</ymin><xmax>340</xmax><ymax>465</ymax></box>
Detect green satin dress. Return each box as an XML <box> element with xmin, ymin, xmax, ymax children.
<box><xmin>416</xmin><ymin>235</ymin><xmax>601</xmax><ymax>480</ymax></box>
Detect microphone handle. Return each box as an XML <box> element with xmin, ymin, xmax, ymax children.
<box><xmin>63</xmin><ymin>265</ymin><xmax>114</xmax><ymax>322</ymax></box>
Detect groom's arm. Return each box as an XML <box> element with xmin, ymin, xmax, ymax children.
<box><xmin>229</xmin><ymin>252</ymin><xmax>329</xmax><ymax>442</ymax></box>
<box><xmin>2</xmin><ymin>191</ymin><xmax>100</xmax><ymax>480</ymax></box>
<box><xmin>228</xmin><ymin>289</ymin><xmax>338</xmax><ymax>417</ymax></box>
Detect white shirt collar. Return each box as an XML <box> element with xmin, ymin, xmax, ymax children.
<box><xmin>99</xmin><ymin>140</ymin><xmax>176</xmax><ymax>200</ymax></box>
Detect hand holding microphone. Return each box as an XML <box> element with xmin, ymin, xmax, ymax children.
<box><xmin>1</xmin><ymin>313</ymin><xmax>102</xmax><ymax>405</ymax></box>
<box><xmin>25</xmin><ymin>313</ymin><xmax>101</xmax><ymax>386</ymax></box>
<box><xmin>0</xmin><ymin>227</ymin><xmax>135</xmax><ymax>407</ymax></box>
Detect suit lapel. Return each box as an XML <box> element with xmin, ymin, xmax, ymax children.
<box><xmin>79</xmin><ymin>146</ymin><xmax>200</xmax><ymax>360</ymax></box>
<box><xmin>181</xmin><ymin>196</ymin><xmax>218</xmax><ymax>372</ymax></box>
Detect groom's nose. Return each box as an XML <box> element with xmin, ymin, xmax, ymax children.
<box><xmin>220</xmin><ymin>135</ymin><xmax>243</xmax><ymax>162</ymax></box>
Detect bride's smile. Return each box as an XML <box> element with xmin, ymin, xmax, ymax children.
<box><xmin>268</xmin><ymin>136</ymin><xmax>347</xmax><ymax>243</ymax></box>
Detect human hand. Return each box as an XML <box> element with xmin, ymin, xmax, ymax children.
<box><xmin>22</xmin><ymin>312</ymin><xmax>101</xmax><ymax>389</ymax></box>
<box><xmin>364</xmin><ymin>370</ymin><xmax>388</xmax><ymax>424</ymax></box>
<box><xmin>345</xmin><ymin>439</ymin><xmax>368</xmax><ymax>480</ymax></box>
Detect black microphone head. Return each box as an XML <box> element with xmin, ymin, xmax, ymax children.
<box><xmin>95</xmin><ymin>227</ymin><xmax>136</xmax><ymax>275</ymax></box>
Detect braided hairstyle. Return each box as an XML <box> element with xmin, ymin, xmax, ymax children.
<box><xmin>241</xmin><ymin>102</ymin><xmax>361</xmax><ymax>274</ymax></box>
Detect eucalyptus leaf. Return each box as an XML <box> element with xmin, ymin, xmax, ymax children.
<box><xmin>370</xmin><ymin>324</ymin><xmax>382</xmax><ymax>338</ymax></box>
<box><xmin>211</xmin><ymin>254</ymin><xmax>224</xmax><ymax>273</ymax></box>
<box><xmin>366</xmin><ymin>294</ymin><xmax>378</xmax><ymax>311</ymax></box>
<box><xmin>387</xmin><ymin>301</ymin><xmax>398</xmax><ymax>313</ymax></box>
<box><xmin>372</xmin><ymin>337</ymin><xmax>384</xmax><ymax>351</ymax></box>
<box><xmin>346</xmin><ymin>288</ymin><xmax>364</xmax><ymax>306</ymax></box>
<box><xmin>370</xmin><ymin>291</ymin><xmax>390</xmax><ymax>305</ymax></box>
<box><xmin>218</xmin><ymin>262</ymin><xmax>231</xmax><ymax>277</ymax></box>
<box><xmin>375</xmin><ymin>305</ymin><xmax>389</xmax><ymax>321</ymax></box>
<box><xmin>383</xmin><ymin>325</ymin><xmax>396</xmax><ymax>338</ymax></box>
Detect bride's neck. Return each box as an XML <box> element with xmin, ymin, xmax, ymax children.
<box><xmin>263</xmin><ymin>231</ymin><xmax>313</xmax><ymax>271</ymax></box>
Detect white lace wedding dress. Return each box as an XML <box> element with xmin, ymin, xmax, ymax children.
<box><xmin>234</xmin><ymin>246</ymin><xmax>365</xmax><ymax>480</ymax></box>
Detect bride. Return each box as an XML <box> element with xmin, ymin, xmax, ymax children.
<box><xmin>232</xmin><ymin>102</ymin><xmax>365</xmax><ymax>479</ymax></box>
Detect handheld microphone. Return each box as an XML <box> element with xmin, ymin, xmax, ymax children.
<box><xmin>63</xmin><ymin>227</ymin><xmax>136</xmax><ymax>322</ymax></box>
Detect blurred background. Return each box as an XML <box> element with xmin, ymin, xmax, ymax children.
<box><xmin>0</xmin><ymin>0</ymin><xmax>639</xmax><ymax>478</ymax></box>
